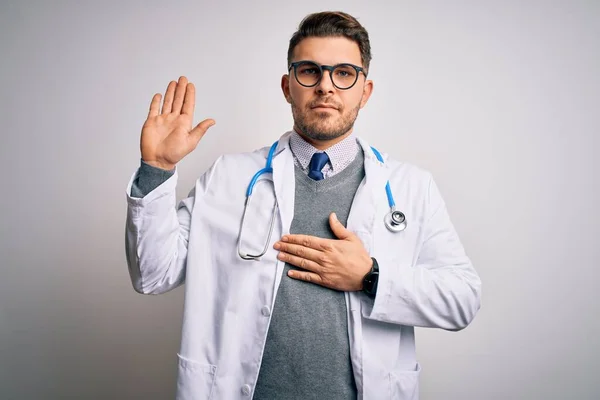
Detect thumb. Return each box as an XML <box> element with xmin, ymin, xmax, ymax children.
<box><xmin>189</xmin><ymin>118</ymin><xmax>216</xmax><ymax>143</ymax></box>
<box><xmin>329</xmin><ymin>212</ymin><xmax>353</xmax><ymax>240</ymax></box>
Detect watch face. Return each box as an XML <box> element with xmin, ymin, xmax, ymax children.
<box><xmin>364</xmin><ymin>271</ymin><xmax>379</xmax><ymax>294</ymax></box>
<box><xmin>363</xmin><ymin>258</ymin><xmax>379</xmax><ymax>296</ymax></box>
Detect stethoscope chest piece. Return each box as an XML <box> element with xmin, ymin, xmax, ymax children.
<box><xmin>385</xmin><ymin>209</ymin><xmax>407</xmax><ymax>232</ymax></box>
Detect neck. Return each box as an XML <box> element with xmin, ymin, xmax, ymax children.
<box><xmin>293</xmin><ymin>126</ymin><xmax>354</xmax><ymax>150</ymax></box>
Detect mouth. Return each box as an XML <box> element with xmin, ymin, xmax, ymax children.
<box><xmin>311</xmin><ymin>104</ymin><xmax>338</xmax><ymax>111</ymax></box>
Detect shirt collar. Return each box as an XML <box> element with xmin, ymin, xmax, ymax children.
<box><xmin>289</xmin><ymin>130</ymin><xmax>358</xmax><ymax>173</ymax></box>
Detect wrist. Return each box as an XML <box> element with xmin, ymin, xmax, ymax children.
<box><xmin>361</xmin><ymin>257</ymin><xmax>379</xmax><ymax>298</ymax></box>
<box><xmin>142</xmin><ymin>159</ymin><xmax>176</xmax><ymax>171</ymax></box>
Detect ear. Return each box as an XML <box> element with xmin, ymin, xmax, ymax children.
<box><xmin>281</xmin><ymin>74</ymin><xmax>292</xmax><ymax>104</ymax></box>
<box><xmin>359</xmin><ymin>79</ymin><xmax>374</xmax><ymax>109</ymax></box>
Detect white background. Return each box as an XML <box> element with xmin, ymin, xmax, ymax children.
<box><xmin>1</xmin><ymin>0</ymin><xmax>598</xmax><ymax>398</ymax></box>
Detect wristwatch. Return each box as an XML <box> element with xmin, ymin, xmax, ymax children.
<box><xmin>362</xmin><ymin>257</ymin><xmax>379</xmax><ymax>298</ymax></box>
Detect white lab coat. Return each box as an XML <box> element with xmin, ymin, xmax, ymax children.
<box><xmin>125</xmin><ymin>131</ymin><xmax>481</xmax><ymax>400</ymax></box>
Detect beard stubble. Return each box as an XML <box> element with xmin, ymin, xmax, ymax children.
<box><xmin>291</xmin><ymin>99</ymin><xmax>361</xmax><ymax>141</ymax></box>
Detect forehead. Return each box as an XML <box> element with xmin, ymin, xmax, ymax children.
<box><xmin>292</xmin><ymin>36</ymin><xmax>362</xmax><ymax>66</ymax></box>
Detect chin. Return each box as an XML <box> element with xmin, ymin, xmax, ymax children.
<box><xmin>306</xmin><ymin>126</ymin><xmax>347</xmax><ymax>141</ymax></box>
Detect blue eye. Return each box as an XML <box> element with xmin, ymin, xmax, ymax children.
<box><xmin>334</xmin><ymin>66</ymin><xmax>356</xmax><ymax>79</ymax></box>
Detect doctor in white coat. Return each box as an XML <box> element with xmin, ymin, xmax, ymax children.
<box><xmin>125</xmin><ymin>11</ymin><xmax>481</xmax><ymax>400</ymax></box>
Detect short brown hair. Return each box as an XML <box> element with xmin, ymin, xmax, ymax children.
<box><xmin>287</xmin><ymin>11</ymin><xmax>372</xmax><ymax>74</ymax></box>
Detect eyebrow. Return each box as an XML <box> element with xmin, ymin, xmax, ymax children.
<box><xmin>293</xmin><ymin>59</ymin><xmax>363</xmax><ymax>66</ymax></box>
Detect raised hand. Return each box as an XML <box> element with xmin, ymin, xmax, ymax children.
<box><xmin>140</xmin><ymin>76</ymin><xmax>215</xmax><ymax>170</ymax></box>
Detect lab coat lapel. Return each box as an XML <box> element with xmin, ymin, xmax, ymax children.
<box><xmin>344</xmin><ymin>137</ymin><xmax>392</xmax><ymax>398</ymax></box>
<box><xmin>268</xmin><ymin>132</ymin><xmax>296</xmax><ymax>296</ymax></box>
<box><xmin>346</xmin><ymin>137</ymin><xmax>392</xmax><ymax>252</ymax></box>
<box><xmin>271</xmin><ymin>131</ymin><xmax>295</xmax><ymax>237</ymax></box>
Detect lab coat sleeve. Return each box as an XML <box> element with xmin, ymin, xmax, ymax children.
<box><xmin>364</xmin><ymin>173</ymin><xmax>482</xmax><ymax>331</ymax></box>
<box><xmin>124</xmin><ymin>159</ymin><xmax>217</xmax><ymax>295</ymax></box>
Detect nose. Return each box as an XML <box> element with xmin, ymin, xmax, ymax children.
<box><xmin>315</xmin><ymin>69</ymin><xmax>335</xmax><ymax>95</ymax></box>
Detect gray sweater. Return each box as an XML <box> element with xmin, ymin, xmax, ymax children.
<box><xmin>253</xmin><ymin>150</ymin><xmax>364</xmax><ymax>399</ymax></box>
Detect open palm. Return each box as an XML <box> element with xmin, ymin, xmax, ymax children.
<box><xmin>140</xmin><ymin>76</ymin><xmax>215</xmax><ymax>170</ymax></box>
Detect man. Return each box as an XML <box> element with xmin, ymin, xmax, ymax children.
<box><xmin>125</xmin><ymin>11</ymin><xmax>481</xmax><ymax>400</ymax></box>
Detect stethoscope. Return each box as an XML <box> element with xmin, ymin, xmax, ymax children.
<box><xmin>237</xmin><ymin>141</ymin><xmax>407</xmax><ymax>260</ymax></box>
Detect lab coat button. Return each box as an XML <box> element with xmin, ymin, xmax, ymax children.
<box><xmin>241</xmin><ymin>384</ymin><xmax>252</xmax><ymax>396</ymax></box>
<box><xmin>261</xmin><ymin>306</ymin><xmax>271</xmax><ymax>317</ymax></box>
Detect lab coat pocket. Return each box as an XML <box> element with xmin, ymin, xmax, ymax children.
<box><xmin>176</xmin><ymin>354</ymin><xmax>217</xmax><ymax>400</ymax></box>
<box><xmin>389</xmin><ymin>363</ymin><xmax>421</xmax><ymax>400</ymax></box>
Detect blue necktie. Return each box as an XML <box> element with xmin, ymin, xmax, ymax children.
<box><xmin>308</xmin><ymin>152</ymin><xmax>330</xmax><ymax>181</ymax></box>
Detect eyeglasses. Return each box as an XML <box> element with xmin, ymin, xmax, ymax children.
<box><xmin>288</xmin><ymin>60</ymin><xmax>366</xmax><ymax>90</ymax></box>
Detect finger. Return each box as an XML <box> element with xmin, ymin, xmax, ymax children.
<box><xmin>161</xmin><ymin>80</ymin><xmax>176</xmax><ymax>114</ymax></box>
<box><xmin>171</xmin><ymin>76</ymin><xmax>188</xmax><ymax>114</ymax></box>
<box><xmin>287</xmin><ymin>270</ymin><xmax>324</xmax><ymax>285</ymax></box>
<box><xmin>274</xmin><ymin>241</ymin><xmax>323</xmax><ymax>263</ymax></box>
<box><xmin>329</xmin><ymin>212</ymin><xmax>353</xmax><ymax>240</ymax></box>
<box><xmin>148</xmin><ymin>93</ymin><xmax>161</xmax><ymax>118</ymax></box>
<box><xmin>281</xmin><ymin>234</ymin><xmax>331</xmax><ymax>251</ymax></box>
<box><xmin>277</xmin><ymin>251</ymin><xmax>321</xmax><ymax>272</ymax></box>
<box><xmin>189</xmin><ymin>118</ymin><xmax>216</xmax><ymax>144</ymax></box>
<box><xmin>181</xmin><ymin>83</ymin><xmax>195</xmax><ymax>115</ymax></box>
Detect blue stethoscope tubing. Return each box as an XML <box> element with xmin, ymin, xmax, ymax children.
<box><xmin>237</xmin><ymin>141</ymin><xmax>407</xmax><ymax>260</ymax></box>
<box><xmin>369</xmin><ymin>147</ymin><xmax>408</xmax><ymax>234</ymax></box>
<box><xmin>237</xmin><ymin>142</ymin><xmax>280</xmax><ymax>260</ymax></box>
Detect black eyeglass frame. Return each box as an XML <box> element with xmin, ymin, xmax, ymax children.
<box><xmin>288</xmin><ymin>60</ymin><xmax>367</xmax><ymax>90</ymax></box>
